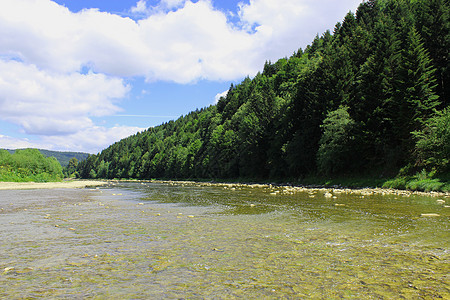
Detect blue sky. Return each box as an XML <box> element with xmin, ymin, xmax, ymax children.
<box><xmin>0</xmin><ymin>0</ymin><xmax>362</xmax><ymax>153</ymax></box>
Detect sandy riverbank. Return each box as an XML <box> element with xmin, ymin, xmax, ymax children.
<box><xmin>0</xmin><ymin>180</ymin><xmax>108</xmax><ymax>190</ymax></box>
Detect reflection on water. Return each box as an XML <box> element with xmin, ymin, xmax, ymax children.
<box><xmin>0</xmin><ymin>182</ymin><xmax>448</xmax><ymax>298</ymax></box>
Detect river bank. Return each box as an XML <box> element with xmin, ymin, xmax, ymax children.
<box><xmin>118</xmin><ymin>179</ymin><xmax>450</xmax><ymax>199</ymax></box>
<box><xmin>0</xmin><ymin>180</ymin><xmax>108</xmax><ymax>190</ymax></box>
<box><xmin>0</xmin><ymin>178</ymin><xmax>448</xmax><ymax>199</ymax></box>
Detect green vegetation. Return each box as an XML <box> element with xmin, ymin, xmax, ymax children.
<box><xmin>5</xmin><ymin>148</ymin><xmax>89</xmax><ymax>167</ymax></box>
<box><xmin>63</xmin><ymin>157</ymin><xmax>80</xmax><ymax>178</ymax></box>
<box><xmin>383</xmin><ymin>169</ymin><xmax>450</xmax><ymax>192</ymax></box>
<box><xmin>78</xmin><ymin>0</ymin><xmax>449</xmax><ymax>192</ymax></box>
<box><xmin>0</xmin><ymin>149</ymin><xmax>63</xmax><ymax>182</ymax></box>
<box><xmin>413</xmin><ymin>108</ymin><xmax>450</xmax><ymax>174</ymax></box>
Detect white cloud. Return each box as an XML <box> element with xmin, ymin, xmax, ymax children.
<box><xmin>0</xmin><ymin>134</ymin><xmax>51</xmax><ymax>150</ymax></box>
<box><xmin>160</xmin><ymin>0</ymin><xmax>187</xmax><ymax>10</ymax></box>
<box><xmin>237</xmin><ymin>0</ymin><xmax>362</xmax><ymax>61</ymax></box>
<box><xmin>131</xmin><ymin>0</ymin><xmax>187</xmax><ymax>16</ymax></box>
<box><xmin>137</xmin><ymin>0</ymin><xmax>258</xmax><ymax>82</ymax></box>
<box><xmin>214</xmin><ymin>89</ymin><xmax>229</xmax><ymax>104</ymax></box>
<box><xmin>0</xmin><ymin>60</ymin><xmax>129</xmax><ymax>135</ymax></box>
<box><xmin>131</xmin><ymin>0</ymin><xmax>148</xmax><ymax>14</ymax></box>
<box><xmin>0</xmin><ymin>0</ymin><xmax>362</xmax><ymax>83</ymax></box>
<box><xmin>41</xmin><ymin>125</ymin><xmax>146</xmax><ymax>154</ymax></box>
<box><xmin>0</xmin><ymin>126</ymin><xmax>145</xmax><ymax>154</ymax></box>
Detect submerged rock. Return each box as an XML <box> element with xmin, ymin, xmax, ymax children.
<box><xmin>420</xmin><ymin>213</ymin><xmax>440</xmax><ymax>217</ymax></box>
<box><xmin>2</xmin><ymin>267</ymin><xmax>14</xmax><ymax>275</ymax></box>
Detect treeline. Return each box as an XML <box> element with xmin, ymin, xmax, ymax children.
<box><xmin>5</xmin><ymin>148</ymin><xmax>89</xmax><ymax>167</ymax></box>
<box><xmin>78</xmin><ymin>0</ymin><xmax>449</xmax><ymax>186</ymax></box>
<box><xmin>0</xmin><ymin>149</ymin><xmax>63</xmax><ymax>182</ymax></box>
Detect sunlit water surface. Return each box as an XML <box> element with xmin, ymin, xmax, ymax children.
<box><xmin>0</xmin><ymin>181</ymin><xmax>448</xmax><ymax>299</ymax></box>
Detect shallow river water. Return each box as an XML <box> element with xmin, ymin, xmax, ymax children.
<box><xmin>0</xmin><ymin>181</ymin><xmax>448</xmax><ymax>299</ymax></box>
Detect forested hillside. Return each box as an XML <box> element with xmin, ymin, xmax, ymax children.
<box><xmin>78</xmin><ymin>0</ymin><xmax>449</xmax><ymax>188</ymax></box>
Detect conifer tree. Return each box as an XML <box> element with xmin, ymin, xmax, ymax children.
<box><xmin>389</xmin><ymin>27</ymin><xmax>440</xmax><ymax>166</ymax></box>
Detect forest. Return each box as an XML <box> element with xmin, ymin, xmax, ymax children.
<box><xmin>0</xmin><ymin>149</ymin><xmax>63</xmax><ymax>182</ymax></box>
<box><xmin>78</xmin><ymin>0</ymin><xmax>449</xmax><ymax>191</ymax></box>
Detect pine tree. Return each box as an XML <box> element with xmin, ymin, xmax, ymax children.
<box><xmin>389</xmin><ymin>27</ymin><xmax>440</xmax><ymax>165</ymax></box>
<box><xmin>412</xmin><ymin>0</ymin><xmax>449</xmax><ymax>107</ymax></box>
<box><xmin>353</xmin><ymin>15</ymin><xmax>402</xmax><ymax>170</ymax></box>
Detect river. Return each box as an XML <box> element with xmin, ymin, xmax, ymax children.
<box><xmin>0</xmin><ymin>181</ymin><xmax>448</xmax><ymax>299</ymax></box>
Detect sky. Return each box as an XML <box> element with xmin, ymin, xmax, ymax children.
<box><xmin>0</xmin><ymin>0</ymin><xmax>362</xmax><ymax>154</ymax></box>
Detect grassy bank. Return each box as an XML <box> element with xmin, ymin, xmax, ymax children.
<box><xmin>297</xmin><ymin>173</ymin><xmax>450</xmax><ymax>193</ymax></box>
<box><xmin>382</xmin><ymin>174</ymin><xmax>450</xmax><ymax>192</ymax></box>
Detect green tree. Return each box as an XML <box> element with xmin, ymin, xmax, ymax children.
<box><xmin>0</xmin><ymin>149</ymin><xmax>63</xmax><ymax>182</ymax></box>
<box><xmin>412</xmin><ymin>0</ymin><xmax>449</xmax><ymax>107</ymax></box>
<box><xmin>413</xmin><ymin>107</ymin><xmax>450</xmax><ymax>174</ymax></box>
<box><xmin>65</xmin><ymin>157</ymin><xmax>79</xmax><ymax>177</ymax></box>
<box><xmin>317</xmin><ymin>107</ymin><xmax>356</xmax><ymax>174</ymax></box>
<box><xmin>89</xmin><ymin>169</ymin><xmax>97</xmax><ymax>179</ymax></box>
<box><xmin>388</xmin><ymin>26</ymin><xmax>440</xmax><ymax>167</ymax></box>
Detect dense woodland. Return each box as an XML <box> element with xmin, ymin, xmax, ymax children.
<box><xmin>0</xmin><ymin>149</ymin><xmax>63</xmax><ymax>182</ymax></box>
<box><xmin>78</xmin><ymin>0</ymin><xmax>449</xmax><ymax>189</ymax></box>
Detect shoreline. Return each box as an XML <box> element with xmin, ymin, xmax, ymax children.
<box><xmin>1</xmin><ymin>178</ymin><xmax>448</xmax><ymax>198</ymax></box>
<box><xmin>0</xmin><ymin>180</ymin><xmax>108</xmax><ymax>190</ymax></box>
<box><xmin>127</xmin><ymin>179</ymin><xmax>450</xmax><ymax>198</ymax></box>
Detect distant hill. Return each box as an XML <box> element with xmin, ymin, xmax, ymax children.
<box><xmin>5</xmin><ymin>149</ymin><xmax>89</xmax><ymax>167</ymax></box>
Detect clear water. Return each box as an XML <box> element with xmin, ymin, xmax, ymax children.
<box><xmin>0</xmin><ymin>181</ymin><xmax>448</xmax><ymax>299</ymax></box>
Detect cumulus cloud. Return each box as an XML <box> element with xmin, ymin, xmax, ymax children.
<box><xmin>0</xmin><ymin>134</ymin><xmax>51</xmax><ymax>150</ymax></box>
<box><xmin>214</xmin><ymin>89</ymin><xmax>229</xmax><ymax>104</ymax></box>
<box><xmin>0</xmin><ymin>0</ymin><xmax>362</xmax><ymax>83</ymax></box>
<box><xmin>160</xmin><ymin>0</ymin><xmax>187</xmax><ymax>10</ymax></box>
<box><xmin>41</xmin><ymin>125</ymin><xmax>146</xmax><ymax>154</ymax></box>
<box><xmin>0</xmin><ymin>60</ymin><xmax>129</xmax><ymax>135</ymax></box>
<box><xmin>131</xmin><ymin>0</ymin><xmax>148</xmax><ymax>14</ymax></box>
<box><xmin>237</xmin><ymin>0</ymin><xmax>362</xmax><ymax>61</ymax></box>
<box><xmin>0</xmin><ymin>126</ymin><xmax>145</xmax><ymax>154</ymax></box>
<box><xmin>131</xmin><ymin>0</ymin><xmax>187</xmax><ymax>17</ymax></box>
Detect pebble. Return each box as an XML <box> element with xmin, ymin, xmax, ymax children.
<box><xmin>2</xmin><ymin>267</ymin><xmax>14</xmax><ymax>274</ymax></box>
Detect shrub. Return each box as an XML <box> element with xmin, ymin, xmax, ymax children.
<box><xmin>413</xmin><ymin>107</ymin><xmax>450</xmax><ymax>174</ymax></box>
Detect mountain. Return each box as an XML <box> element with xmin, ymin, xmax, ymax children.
<box><xmin>77</xmin><ymin>0</ymin><xmax>449</xmax><ymax>185</ymax></box>
<box><xmin>5</xmin><ymin>149</ymin><xmax>89</xmax><ymax>167</ymax></box>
